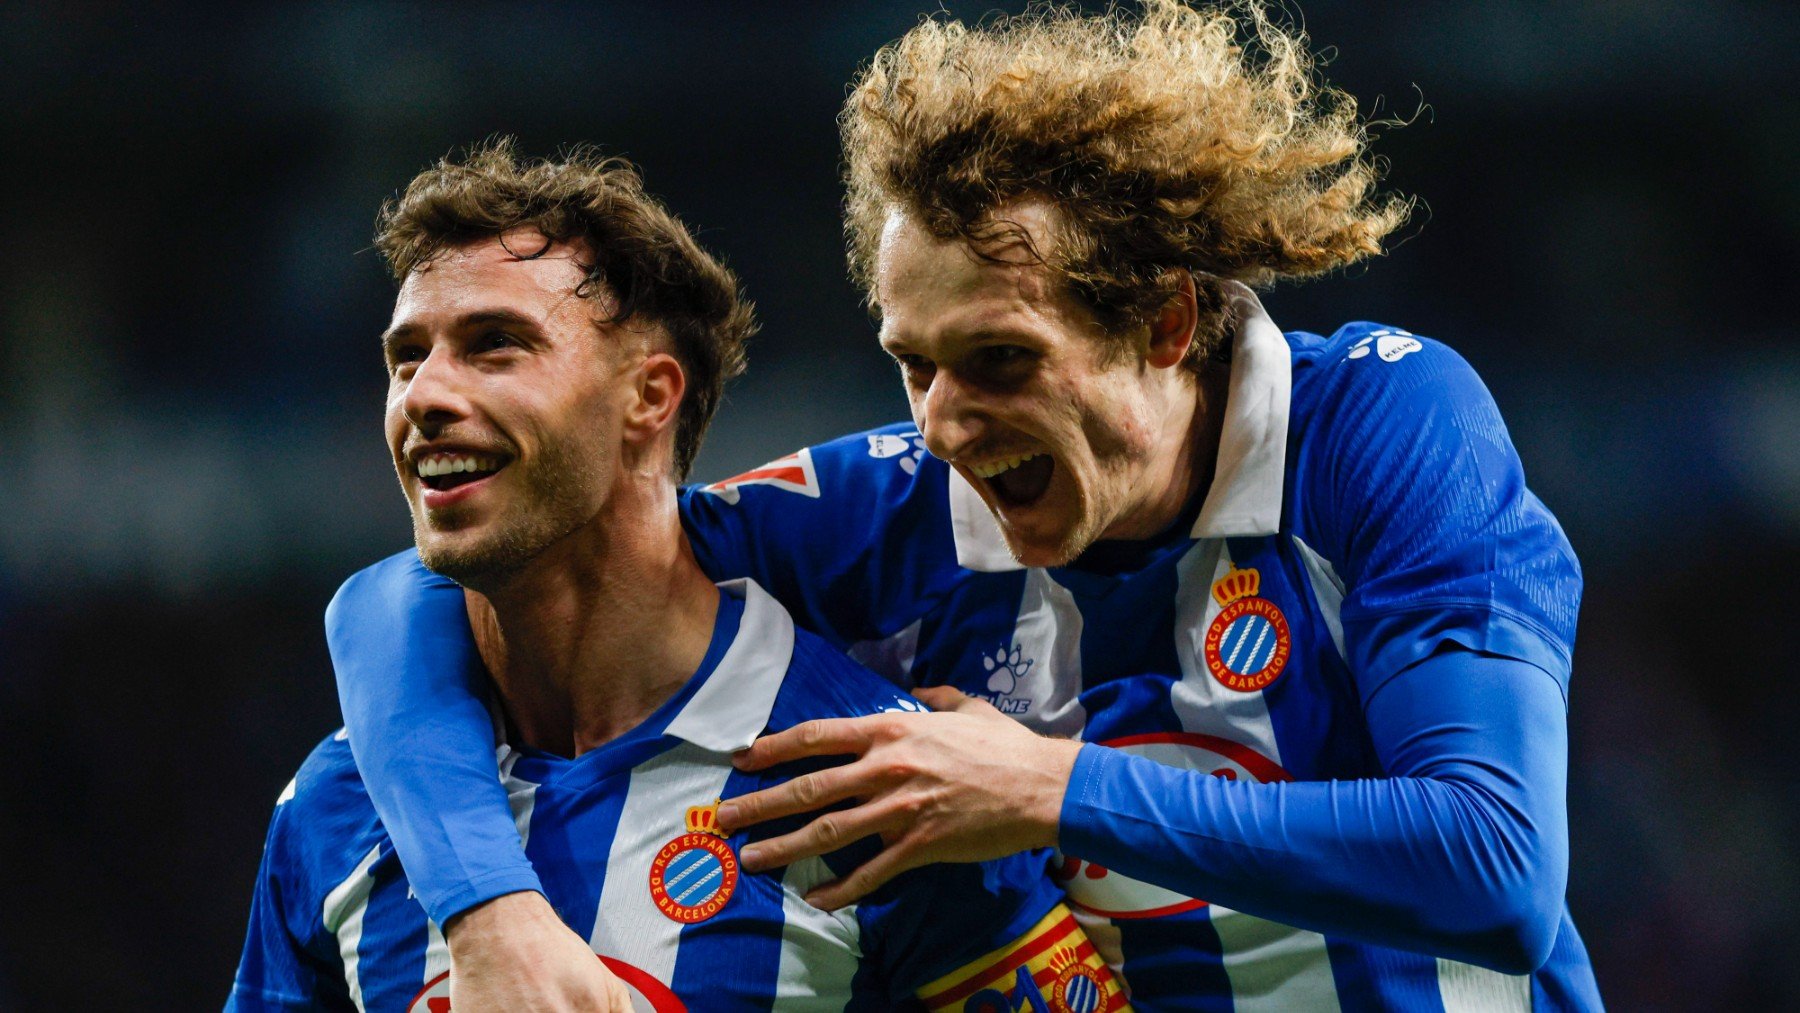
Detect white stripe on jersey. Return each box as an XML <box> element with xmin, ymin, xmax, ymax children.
<box><xmin>1169</xmin><ymin>542</ymin><xmax>1285</xmax><ymax>763</ymax></box>
<box><xmin>1437</xmin><ymin>958</ymin><xmax>1531</xmax><ymax>1012</ymax></box>
<box><xmin>773</xmin><ymin>855</ymin><xmax>863</xmax><ymax>1009</ymax></box>
<box><xmin>1209</xmin><ymin>903</ymin><xmax>1341</xmax><ymax>1011</ymax></box>
<box><xmin>323</xmin><ymin>843</ymin><xmax>383</xmax><ymax>1012</ymax></box>
<box><xmin>1009</xmin><ymin>568</ymin><xmax>1090</xmax><ymax>739</ymax></box>
<box><xmin>664</xmin><ymin>578</ymin><xmax>793</xmax><ymax>753</ymax></box>
<box><xmin>588</xmin><ymin>741</ymin><xmax>740</xmax><ymax>995</ymax></box>
<box><xmin>1292</xmin><ymin>536</ymin><xmax>1348</xmax><ymax>663</ymax></box>
<box><xmin>1171</xmin><ymin>542</ymin><xmax>1339</xmax><ymax>1007</ymax></box>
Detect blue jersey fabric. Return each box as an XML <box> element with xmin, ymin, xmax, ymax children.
<box><xmin>234</xmin><ymin>580</ymin><xmax>1067</xmax><ymax>1011</ymax></box>
<box><xmin>324</xmin><ymin>286</ymin><xmax>1600</xmax><ymax>1009</ymax></box>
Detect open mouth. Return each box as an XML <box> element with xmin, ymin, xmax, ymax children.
<box><xmin>415</xmin><ymin>452</ymin><xmax>507</xmax><ymax>493</ymax></box>
<box><xmin>969</xmin><ymin>453</ymin><xmax>1054</xmax><ymax>508</ymax></box>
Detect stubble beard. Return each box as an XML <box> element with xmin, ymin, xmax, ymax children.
<box><xmin>413</xmin><ymin>438</ymin><xmax>604</xmax><ymax>593</ymax></box>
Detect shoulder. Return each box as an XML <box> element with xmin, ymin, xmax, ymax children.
<box><xmin>1288</xmin><ymin>321</ymin><xmax>1496</xmax><ymax>431</ymax></box>
<box><xmin>263</xmin><ymin>729</ymin><xmax>386</xmax><ymax>896</ymax></box>
<box><xmin>765</xmin><ymin>627</ymin><xmax>928</xmax><ymax>732</ymax></box>
<box><xmin>684</xmin><ymin>422</ymin><xmax>950</xmax><ymax>512</ymax></box>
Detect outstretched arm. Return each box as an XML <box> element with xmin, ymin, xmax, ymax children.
<box><xmin>325</xmin><ymin>549</ymin><xmax>537</xmax><ymax>925</ymax></box>
<box><xmin>327</xmin><ymin>551</ymin><xmax>632</xmax><ymax>1010</ymax></box>
<box><xmin>1057</xmin><ymin>648</ymin><xmax>1567</xmax><ymax>973</ymax></box>
<box><xmin>720</xmin><ymin>646</ymin><xmax>1568</xmax><ymax>975</ymax></box>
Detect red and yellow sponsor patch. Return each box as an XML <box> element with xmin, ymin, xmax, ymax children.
<box><xmin>916</xmin><ymin>903</ymin><xmax>1131</xmax><ymax>1012</ymax></box>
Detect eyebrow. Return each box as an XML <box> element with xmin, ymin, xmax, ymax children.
<box><xmin>380</xmin><ymin>309</ymin><xmax>544</xmax><ymax>357</ymax></box>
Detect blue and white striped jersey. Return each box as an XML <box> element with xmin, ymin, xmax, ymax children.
<box><xmin>671</xmin><ymin>286</ymin><xmax>1600</xmax><ymax>1010</ymax></box>
<box><xmin>230</xmin><ymin>580</ymin><xmax>1124</xmax><ymax>1012</ymax></box>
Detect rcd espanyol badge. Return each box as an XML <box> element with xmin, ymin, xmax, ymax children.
<box><xmin>1047</xmin><ymin>946</ymin><xmax>1110</xmax><ymax>1013</ymax></box>
<box><xmin>648</xmin><ymin>802</ymin><xmax>739</xmax><ymax>924</ymax></box>
<box><xmin>1203</xmin><ymin>565</ymin><xmax>1291</xmax><ymax>693</ymax></box>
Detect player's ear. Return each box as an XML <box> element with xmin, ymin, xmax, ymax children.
<box><xmin>623</xmin><ymin>350</ymin><xmax>686</xmax><ymax>456</ymax></box>
<box><xmin>1144</xmin><ymin>270</ymin><xmax>1199</xmax><ymax>370</ymax></box>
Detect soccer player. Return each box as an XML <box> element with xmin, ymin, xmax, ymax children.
<box><xmin>326</xmin><ymin>3</ymin><xmax>1604</xmax><ymax>1009</ymax></box>
<box><xmin>226</xmin><ymin>144</ymin><xmax>1125</xmax><ymax>1012</ymax></box>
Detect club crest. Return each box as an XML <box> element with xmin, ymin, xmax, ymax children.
<box><xmin>1048</xmin><ymin>946</ymin><xmax>1110</xmax><ymax>1013</ymax></box>
<box><xmin>1202</xmin><ymin>565</ymin><xmax>1291</xmax><ymax>693</ymax></box>
<box><xmin>648</xmin><ymin>802</ymin><xmax>739</xmax><ymax>924</ymax></box>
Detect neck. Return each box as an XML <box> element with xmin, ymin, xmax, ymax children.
<box><xmin>1104</xmin><ymin>362</ymin><xmax>1230</xmax><ymax>541</ymax></box>
<box><xmin>465</xmin><ymin>477</ymin><xmax>720</xmax><ymax>758</ymax></box>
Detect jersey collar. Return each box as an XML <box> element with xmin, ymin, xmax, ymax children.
<box><xmin>948</xmin><ymin>281</ymin><xmax>1291</xmax><ymax>573</ymax></box>
<box><xmin>662</xmin><ymin>577</ymin><xmax>796</xmax><ymax>753</ymax></box>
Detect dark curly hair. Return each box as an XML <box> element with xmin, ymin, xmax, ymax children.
<box><xmin>376</xmin><ymin>138</ymin><xmax>756</xmax><ymax>479</ymax></box>
<box><xmin>843</xmin><ymin>0</ymin><xmax>1412</xmax><ymax>366</ymax></box>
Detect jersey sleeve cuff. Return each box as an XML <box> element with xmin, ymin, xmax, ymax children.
<box><xmin>1346</xmin><ymin>604</ymin><xmax>1574</xmax><ymax>706</ymax></box>
<box><xmin>422</xmin><ymin>867</ymin><xmax>546</xmax><ymax>927</ymax></box>
<box><xmin>1057</xmin><ymin>742</ymin><xmax>1131</xmax><ymax>869</ymax></box>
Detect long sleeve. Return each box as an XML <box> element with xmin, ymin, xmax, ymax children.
<box><xmin>324</xmin><ymin>549</ymin><xmax>541</xmax><ymax>925</ymax></box>
<box><xmin>1058</xmin><ymin>647</ymin><xmax>1569</xmax><ymax>974</ymax></box>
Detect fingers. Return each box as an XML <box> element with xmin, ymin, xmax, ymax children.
<box><xmin>911</xmin><ymin>685</ymin><xmax>1003</xmax><ymax>718</ymax></box>
<box><xmin>730</xmin><ymin>715</ymin><xmax>885</xmax><ymax>773</ymax></box>
<box><xmin>737</xmin><ymin>791</ymin><xmax>917</xmax><ymax>872</ymax></box>
<box><xmin>717</xmin><ymin>762</ymin><xmax>867</xmax><ymax>832</ymax></box>
<box><xmin>803</xmin><ymin>837</ymin><xmax>921</xmax><ymax>910</ymax></box>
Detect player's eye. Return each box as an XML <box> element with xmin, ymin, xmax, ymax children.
<box><xmin>477</xmin><ymin>331</ymin><xmax>517</xmax><ymax>353</ymax></box>
<box><xmin>386</xmin><ymin>344</ymin><xmax>426</xmax><ymax>374</ymax></box>
<box><xmin>974</xmin><ymin>344</ymin><xmax>1036</xmax><ymax>382</ymax></box>
<box><xmin>896</xmin><ymin>354</ymin><xmax>936</xmax><ymax>387</ymax></box>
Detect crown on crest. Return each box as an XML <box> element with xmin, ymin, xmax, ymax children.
<box><xmin>686</xmin><ymin>801</ymin><xmax>726</xmax><ymax>837</ymax></box>
<box><xmin>1047</xmin><ymin>947</ymin><xmax>1082</xmax><ymax>976</ymax></box>
<box><xmin>1211</xmin><ymin>565</ymin><xmax>1261</xmax><ymax>606</ymax></box>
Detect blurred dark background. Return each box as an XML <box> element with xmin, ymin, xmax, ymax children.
<box><xmin>1</xmin><ymin>1</ymin><xmax>1795</xmax><ymax>1008</ymax></box>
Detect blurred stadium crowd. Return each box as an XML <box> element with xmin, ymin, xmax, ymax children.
<box><xmin>1</xmin><ymin>2</ymin><xmax>1794</xmax><ymax>1007</ymax></box>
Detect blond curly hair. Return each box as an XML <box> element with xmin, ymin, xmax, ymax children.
<box><xmin>842</xmin><ymin>0</ymin><xmax>1412</xmax><ymax>364</ymax></box>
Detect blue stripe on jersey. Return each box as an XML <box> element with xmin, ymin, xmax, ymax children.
<box><xmin>1323</xmin><ymin>938</ymin><xmax>1443</xmax><ymax>1013</ymax></box>
<box><xmin>669</xmin><ymin>765</ymin><xmax>786</xmax><ymax>1010</ymax></box>
<box><xmin>909</xmin><ymin>570</ymin><xmax>1029</xmax><ymax>691</ymax></box>
<box><xmin>1114</xmin><ymin>909</ymin><xmax>1234</xmax><ymax>1013</ymax></box>
<box><xmin>525</xmin><ymin>771</ymin><xmax>628</xmax><ymax>942</ymax></box>
<box><xmin>355</xmin><ymin>846</ymin><xmax>433</xmax><ymax>1010</ymax></box>
<box><xmin>1058</xmin><ymin>561</ymin><xmax>1187</xmax><ymax>744</ymax></box>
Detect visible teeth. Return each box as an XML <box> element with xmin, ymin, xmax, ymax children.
<box><xmin>968</xmin><ymin>453</ymin><xmax>1039</xmax><ymax>480</ymax></box>
<box><xmin>416</xmin><ymin>454</ymin><xmax>500</xmax><ymax>478</ymax></box>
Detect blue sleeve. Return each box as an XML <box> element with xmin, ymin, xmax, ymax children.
<box><xmin>679</xmin><ymin>425</ymin><xmax>961</xmax><ymax>650</ymax></box>
<box><xmin>227</xmin><ymin>799</ymin><xmax>351</xmax><ymax>1011</ymax></box>
<box><xmin>1059</xmin><ymin>647</ymin><xmax>1569</xmax><ymax>974</ymax></box>
<box><xmin>1293</xmin><ymin>330</ymin><xmax>1582</xmax><ymax>700</ymax></box>
<box><xmin>325</xmin><ymin>549</ymin><xmax>542</xmax><ymax>925</ymax></box>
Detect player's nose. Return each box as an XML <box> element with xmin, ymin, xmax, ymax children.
<box><xmin>917</xmin><ymin>370</ymin><xmax>988</xmax><ymax>461</ymax></box>
<box><xmin>399</xmin><ymin>347</ymin><xmax>475</xmax><ymax>431</ymax></box>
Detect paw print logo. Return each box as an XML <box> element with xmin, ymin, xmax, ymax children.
<box><xmin>981</xmin><ymin>643</ymin><xmax>1034</xmax><ymax>695</ymax></box>
<box><xmin>1347</xmin><ymin>329</ymin><xmax>1423</xmax><ymax>363</ymax></box>
<box><xmin>866</xmin><ymin>431</ymin><xmax>929</xmax><ymax>475</ymax></box>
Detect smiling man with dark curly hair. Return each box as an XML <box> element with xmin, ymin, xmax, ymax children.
<box><xmin>320</xmin><ymin>3</ymin><xmax>1602</xmax><ymax>1009</ymax></box>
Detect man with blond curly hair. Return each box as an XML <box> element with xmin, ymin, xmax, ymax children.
<box><xmin>324</xmin><ymin>3</ymin><xmax>1602</xmax><ymax>1009</ymax></box>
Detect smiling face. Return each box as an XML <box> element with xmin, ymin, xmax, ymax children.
<box><xmin>382</xmin><ymin>231</ymin><xmax>644</xmax><ymax>587</ymax></box>
<box><xmin>874</xmin><ymin>203</ymin><xmax>1206</xmax><ymax>567</ymax></box>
